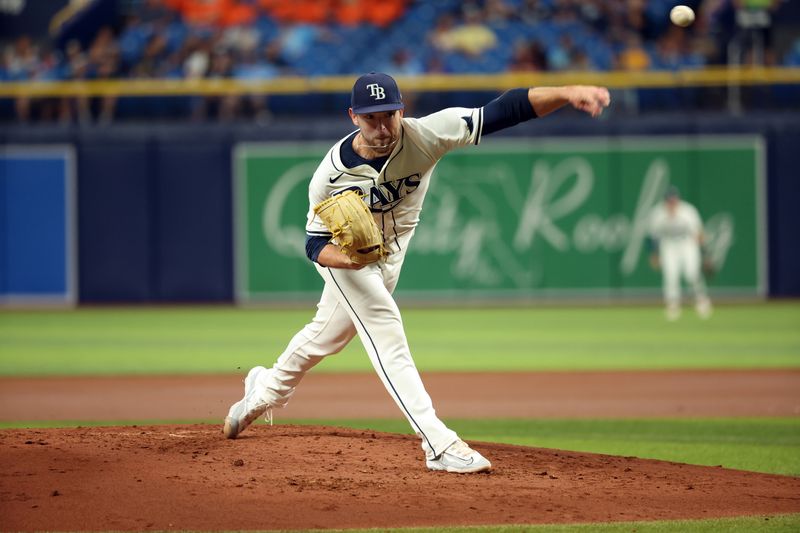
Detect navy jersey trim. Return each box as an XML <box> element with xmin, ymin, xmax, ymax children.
<box><xmin>329</xmin><ymin>137</ymin><xmax>376</xmax><ymax>178</ymax></box>
<box><xmin>475</xmin><ymin>107</ymin><xmax>484</xmax><ymax>145</ymax></box>
<box><xmin>389</xmin><ymin>211</ymin><xmax>401</xmax><ymax>253</ymax></box>
<box><xmin>341</xmin><ymin>131</ymin><xmax>390</xmax><ymax>173</ymax></box>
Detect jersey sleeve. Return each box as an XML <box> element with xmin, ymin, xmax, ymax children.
<box><xmin>647</xmin><ymin>208</ymin><xmax>663</xmax><ymax>239</ymax></box>
<box><xmin>305</xmin><ymin>153</ymin><xmax>336</xmax><ymax>237</ymax></box>
<box><xmin>410</xmin><ymin>106</ymin><xmax>482</xmax><ymax>161</ymax></box>
<box><xmin>686</xmin><ymin>204</ymin><xmax>704</xmax><ymax>236</ymax></box>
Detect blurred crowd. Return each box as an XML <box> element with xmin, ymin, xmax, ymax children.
<box><xmin>1</xmin><ymin>0</ymin><xmax>796</xmax><ymax>123</ymax></box>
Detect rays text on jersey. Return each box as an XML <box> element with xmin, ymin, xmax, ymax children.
<box><xmin>368</xmin><ymin>173</ymin><xmax>422</xmax><ymax>212</ymax></box>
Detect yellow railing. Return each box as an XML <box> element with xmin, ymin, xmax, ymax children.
<box><xmin>1</xmin><ymin>67</ymin><xmax>798</xmax><ymax>97</ymax></box>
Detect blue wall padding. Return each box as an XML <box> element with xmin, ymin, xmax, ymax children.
<box><xmin>0</xmin><ymin>156</ymin><xmax>68</xmax><ymax>296</ymax></box>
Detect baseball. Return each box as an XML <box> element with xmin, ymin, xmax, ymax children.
<box><xmin>670</xmin><ymin>5</ymin><xmax>695</xmax><ymax>27</ymax></box>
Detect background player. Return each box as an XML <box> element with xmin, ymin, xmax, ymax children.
<box><xmin>224</xmin><ymin>72</ymin><xmax>610</xmax><ymax>473</ymax></box>
<box><xmin>649</xmin><ymin>186</ymin><xmax>713</xmax><ymax>321</ymax></box>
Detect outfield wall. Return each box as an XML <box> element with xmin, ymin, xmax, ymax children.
<box><xmin>1</xmin><ymin>112</ymin><xmax>798</xmax><ymax>303</ymax></box>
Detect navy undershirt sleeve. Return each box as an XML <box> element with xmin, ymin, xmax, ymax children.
<box><xmin>306</xmin><ymin>234</ymin><xmax>331</xmax><ymax>263</ymax></box>
<box><xmin>481</xmin><ymin>88</ymin><xmax>538</xmax><ymax>136</ymax></box>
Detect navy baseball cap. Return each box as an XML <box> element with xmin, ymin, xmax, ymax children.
<box><xmin>350</xmin><ymin>72</ymin><xmax>404</xmax><ymax>114</ymax></box>
<box><xmin>665</xmin><ymin>185</ymin><xmax>680</xmax><ymax>199</ymax></box>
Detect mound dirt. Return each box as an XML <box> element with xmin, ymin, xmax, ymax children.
<box><xmin>2</xmin><ymin>424</ymin><xmax>799</xmax><ymax>531</ymax></box>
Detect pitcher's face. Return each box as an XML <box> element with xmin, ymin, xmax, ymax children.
<box><xmin>349</xmin><ymin>109</ymin><xmax>403</xmax><ymax>155</ymax></box>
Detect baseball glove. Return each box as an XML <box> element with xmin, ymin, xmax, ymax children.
<box><xmin>313</xmin><ymin>190</ymin><xmax>386</xmax><ymax>265</ymax></box>
<box><xmin>702</xmin><ymin>255</ymin><xmax>717</xmax><ymax>279</ymax></box>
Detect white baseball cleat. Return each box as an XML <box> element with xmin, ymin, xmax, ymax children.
<box><xmin>426</xmin><ymin>440</ymin><xmax>492</xmax><ymax>473</ymax></box>
<box><xmin>696</xmin><ymin>297</ymin><xmax>712</xmax><ymax>320</ymax></box>
<box><xmin>665</xmin><ymin>304</ymin><xmax>681</xmax><ymax>322</ymax></box>
<box><xmin>223</xmin><ymin>366</ymin><xmax>273</xmax><ymax>439</ymax></box>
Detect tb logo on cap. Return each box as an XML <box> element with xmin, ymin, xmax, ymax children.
<box><xmin>366</xmin><ymin>83</ymin><xmax>386</xmax><ymax>100</ymax></box>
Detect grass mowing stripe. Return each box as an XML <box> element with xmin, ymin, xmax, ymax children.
<box><xmin>3</xmin><ymin>418</ymin><xmax>798</xmax><ymax>476</ymax></box>
<box><xmin>274</xmin><ymin>514</ymin><xmax>800</xmax><ymax>532</ymax></box>
<box><xmin>260</xmin><ymin>514</ymin><xmax>800</xmax><ymax>532</ymax></box>
<box><xmin>1</xmin><ymin>304</ymin><xmax>799</xmax><ymax>375</ymax></box>
<box><xmin>296</xmin><ymin>418</ymin><xmax>800</xmax><ymax>476</ymax></box>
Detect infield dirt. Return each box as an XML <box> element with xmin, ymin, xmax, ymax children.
<box><xmin>1</xmin><ymin>370</ymin><xmax>799</xmax><ymax>531</ymax></box>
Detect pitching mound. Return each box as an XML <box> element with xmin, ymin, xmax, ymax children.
<box><xmin>2</xmin><ymin>424</ymin><xmax>799</xmax><ymax>531</ymax></box>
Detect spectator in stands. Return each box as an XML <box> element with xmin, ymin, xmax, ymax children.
<box><xmin>482</xmin><ymin>0</ymin><xmax>514</xmax><ymax>24</ymax></box>
<box><xmin>547</xmin><ymin>34</ymin><xmax>581</xmax><ymax>71</ymax></box>
<box><xmin>621</xmin><ymin>0</ymin><xmax>658</xmax><ymax>42</ymax></box>
<box><xmin>56</xmin><ymin>39</ymin><xmax>90</xmax><ymax>123</ymax></box>
<box><xmin>95</xmin><ymin>51</ymin><xmax>121</xmax><ymax>124</ymax></box>
<box><xmin>6</xmin><ymin>35</ymin><xmax>42</xmax><ymax>122</ymax></box>
<box><xmin>552</xmin><ymin>0</ymin><xmax>581</xmax><ymax>23</ymax></box>
<box><xmin>577</xmin><ymin>0</ymin><xmax>608</xmax><ymax>33</ymax></box>
<box><xmin>653</xmin><ymin>29</ymin><xmax>685</xmax><ymax>70</ymax></box>
<box><xmin>87</xmin><ymin>26</ymin><xmax>122</xmax><ymax>123</ymax></box>
<box><xmin>87</xmin><ymin>26</ymin><xmax>119</xmax><ymax>68</ymax></box>
<box><xmin>519</xmin><ymin>0</ymin><xmax>553</xmax><ymax>24</ymax></box>
<box><xmin>4</xmin><ymin>35</ymin><xmax>39</xmax><ymax>81</ymax></box>
<box><xmin>705</xmin><ymin>0</ymin><xmax>780</xmax><ymax>65</ymax></box>
<box><xmin>571</xmin><ymin>49</ymin><xmax>594</xmax><ymax>71</ymax></box>
<box><xmin>430</xmin><ymin>8</ymin><xmax>498</xmax><ymax>58</ymax></box>
<box><xmin>131</xmin><ymin>30</ymin><xmax>171</xmax><ymax>78</ymax></box>
<box><xmin>733</xmin><ymin>0</ymin><xmax>780</xmax><ymax>66</ymax></box>
<box><xmin>191</xmin><ymin>47</ymin><xmax>236</xmax><ymax>121</ymax></box>
<box><xmin>379</xmin><ymin>47</ymin><xmax>424</xmax><ymax>112</ymax></box>
<box><xmin>276</xmin><ymin>23</ymin><xmax>324</xmax><ymax>63</ymax></box>
<box><xmin>182</xmin><ymin>35</ymin><xmax>212</xmax><ymax>79</ymax></box>
<box><xmin>383</xmin><ymin>48</ymin><xmax>424</xmax><ymax>77</ymax></box>
<box><xmin>229</xmin><ymin>40</ymin><xmax>286</xmax><ymax>123</ymax></box>
<box><xmin>616</xmin><ymin>33</ymin><xmax>652</xmax><ymax>71</ymax></box>
<box><xmin>424</xmin><ymin>53</ymin><xmax>447</xmax><ymax>74</ymax></box>
<box><xmin>509</xmin><ymin>40</ymin><xmax>549</xmax><ymax>72</ymax></box>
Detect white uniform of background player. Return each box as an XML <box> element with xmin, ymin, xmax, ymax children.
<box><xmin>648</xmin><ymin>187</ymin><xmax>712</xmax><ymax>321</ymax></box>
<box><xmin>224</xmin><ymin>72</ymin><xmax>611</xmax><ymax>473</ymax></box>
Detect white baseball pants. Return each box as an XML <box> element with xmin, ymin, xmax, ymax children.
<box><xmin>660</xmin><ymin>240</ymin><xmax>708</xmax><ymax>307</ymax></box>
<box><xmin>256</xmin><ymin>233</ymin><xmax>457</xmax><ymax>459</ymax></box>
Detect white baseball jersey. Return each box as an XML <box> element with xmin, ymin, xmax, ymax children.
<box><xmin>305</xmin><ymin>107</ymin><xmax>483</xmax><ymax>254</ymax></box>
<box><xmin>648</xmin><ymin>200</ymin><xmax>709</xmax><ymax>312</ymax></box>
<box><xmin>648</xmin><ymin>200</ymin><xmax>703</xmax><ymax>246</ymax></box>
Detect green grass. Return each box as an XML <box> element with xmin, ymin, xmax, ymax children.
<box><xmin>264</xmin><ymin>514</ymin><xmax>800</xmax><ymax>532</ymax></box>
<box><xmin>1</xmin><ymin>302</ymin><xmax>798</xmax><ymax>375</ymax></box>
<box><xmin>5</xmin><ymin>418</ymin><xmax>799</xmax><ymax>477</ymax></box>
<box><xmin>265</xmin><ymin>514</ymin><xmax>800</xmax><ymax>532</ymax></box>
<box><xmin>298</xmin><ymin>418</ymin><xmax>800</xmax><ymax>477</ymax></box>
<box><xmin>321</xmin><ymin>418</ymin><xmax>800</xmax><ymax>477</ymax></box>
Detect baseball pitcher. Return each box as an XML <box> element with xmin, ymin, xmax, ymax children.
<box><xmin>224</xmin><ymin>72</ymin><xmax>610</xmax><ymax>473</ymax></box>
